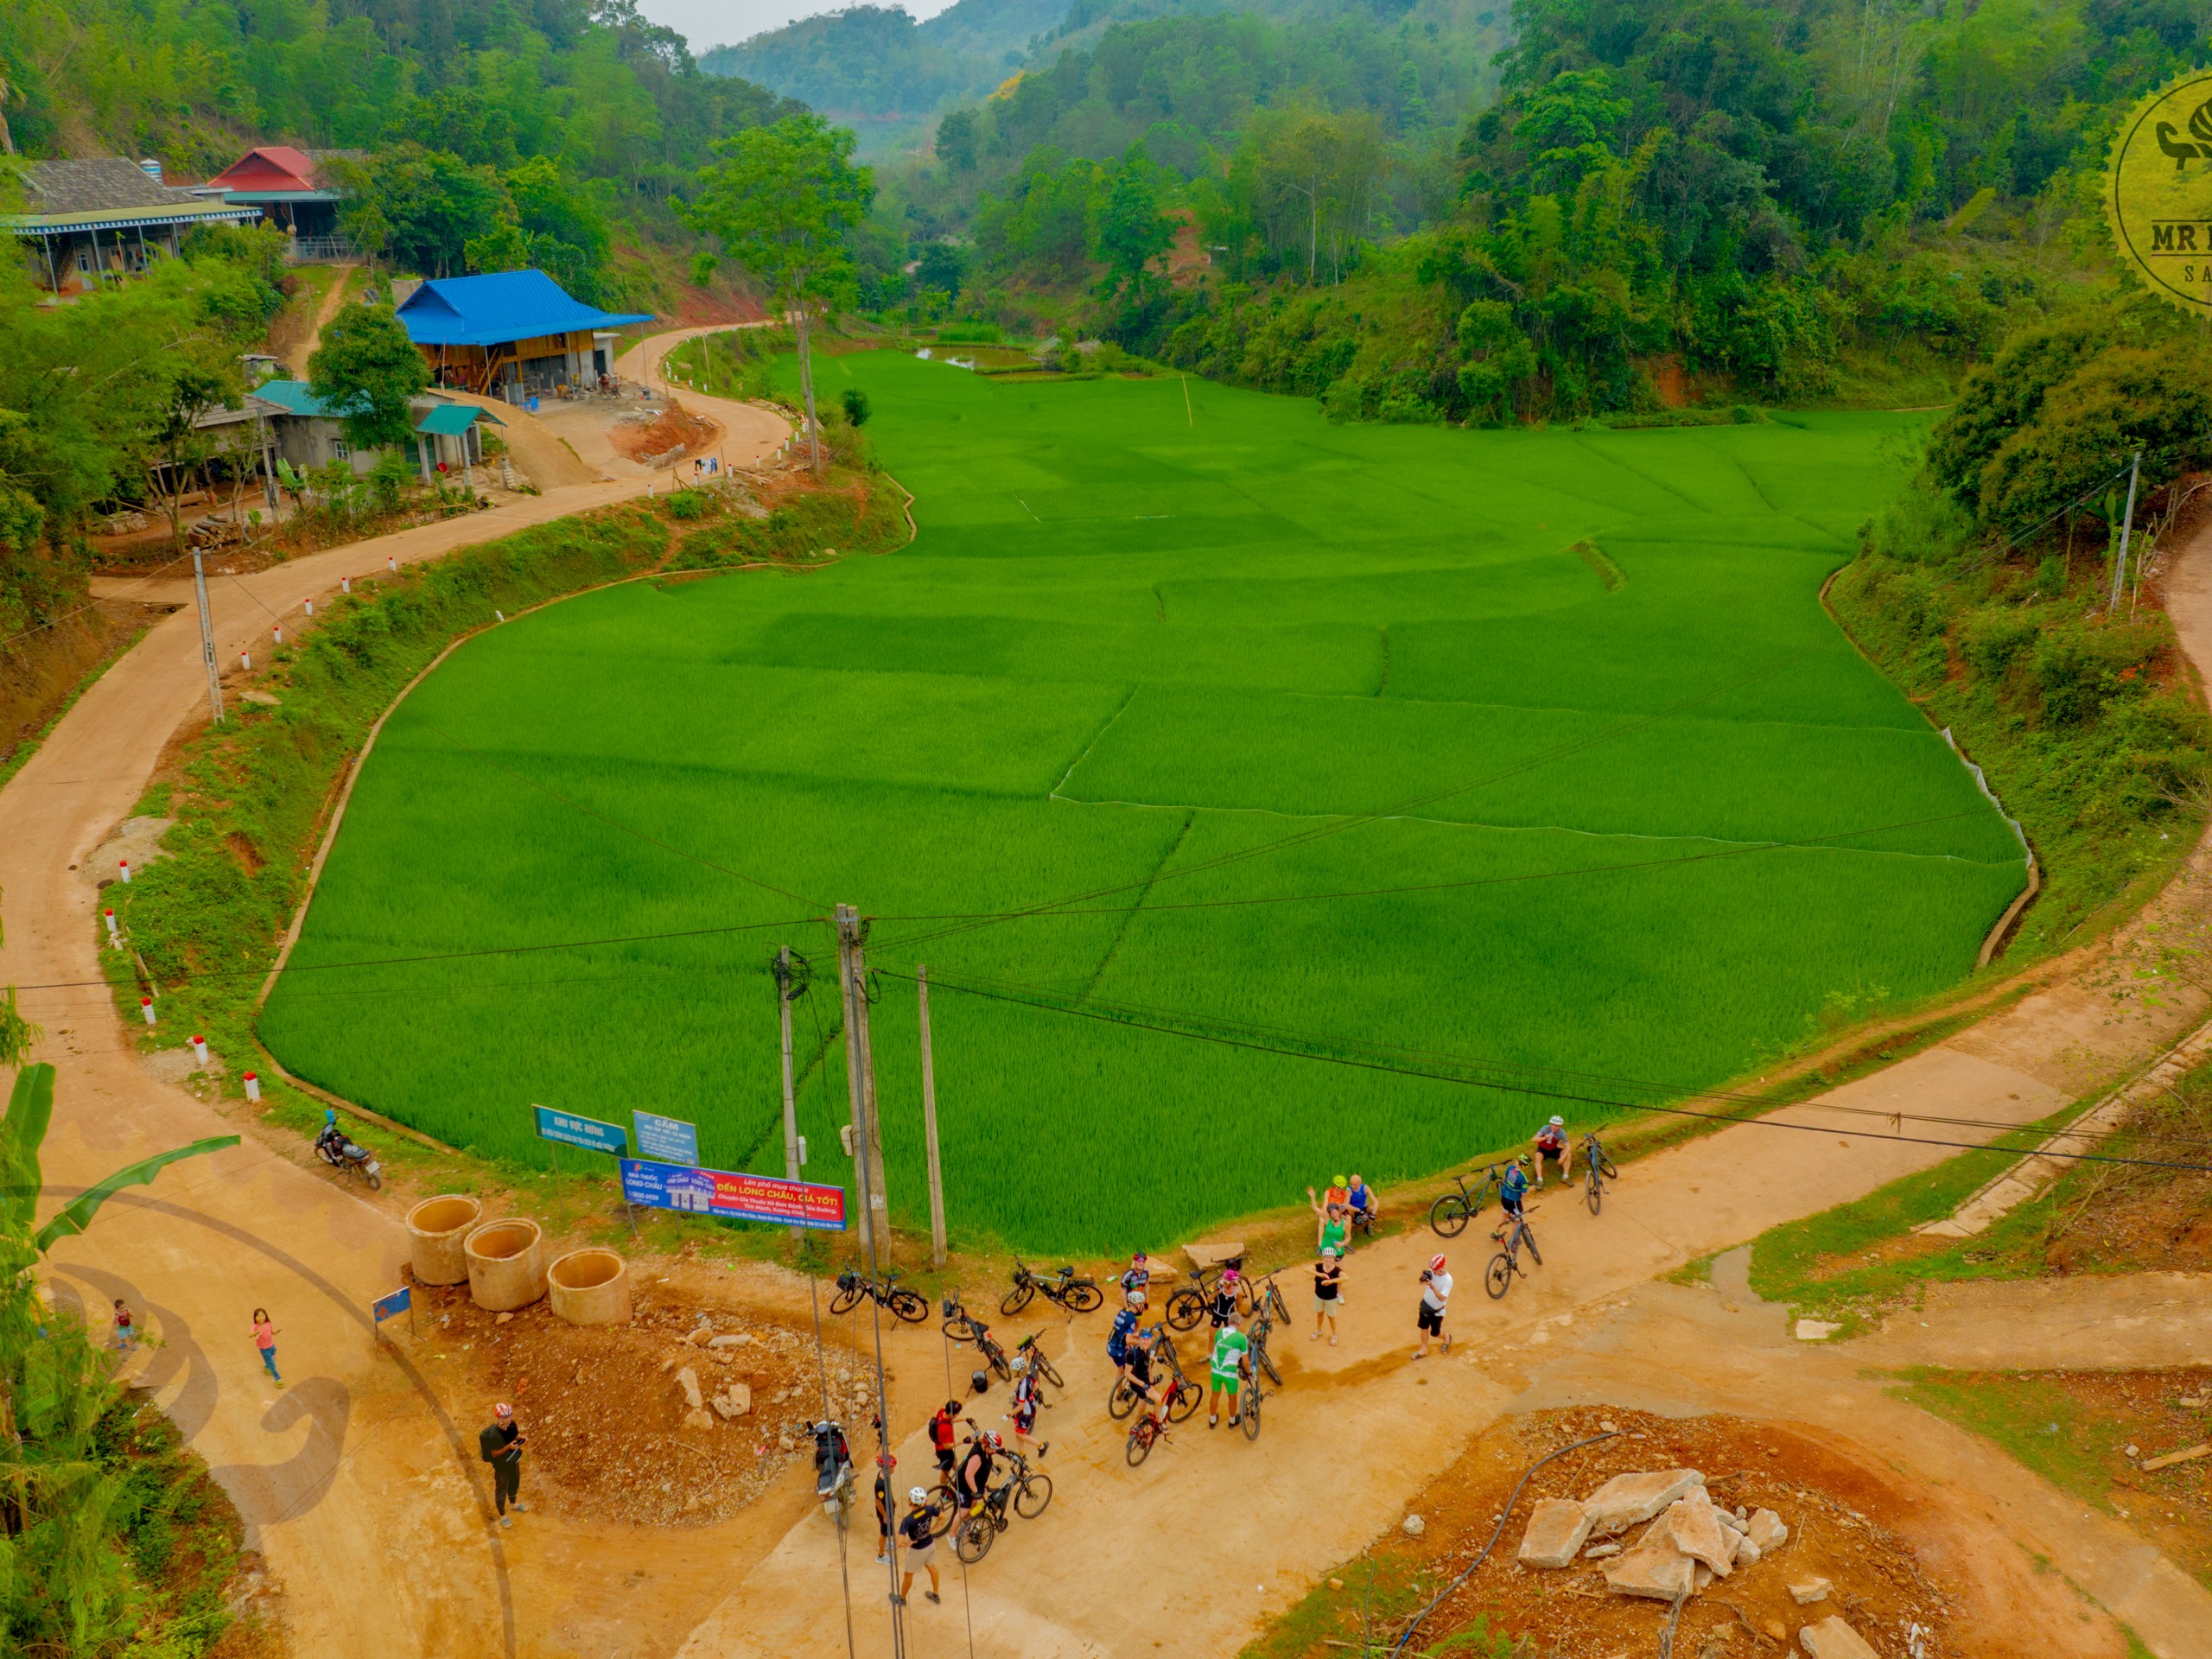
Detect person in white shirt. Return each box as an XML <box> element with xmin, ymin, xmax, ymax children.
<box><xmin>1413</xmin><ymin>1253</ymin><xmax>1453</xmax><ymax>1359</ymax></box>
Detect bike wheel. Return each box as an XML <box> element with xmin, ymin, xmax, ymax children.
<box><xmin>1014</xmin><ymin>1471</ymin><xmax>1053</xmax><ymax>1519</ymax></box>
<box><xmin>1599</xmin><ymin>1153</ymin><xmax>1621</xmax><ymax>1179</ymax></box>
<box><xmin>1428</xmin><ymin>1194</ymin><xmax>1470</xmax><ymax>1238</ymax></box>
<box><xmin>1001</xmin><ymin>1282</ymin><xmax>1035</xmax><ymax>1317</ymax></box>
<box><xmin>1255</xmin><ymin>1344</ymin><xmax>1282</xmax><ymax>1387</ymax></box>
<box><xmin>1126</xmin><ymin>1423</ymin><xmax>1154</xmax><ymax>1467</ymax></box>
<box><xmin>830</xmin><ymin>1285</ymin><xmax>864</xmax><ymax>1316</ymax></box>
<box><xmin>943</xmin><ymin>1313</ymin><xmax>976</xmax><ymax>1343</ymax></box>
<box><xmin>889</xmin><ymin>1288</ymin><xmax>931</xmax><ymax>1325</ymax></box>
<box><xmin>1167</xmin><ymin>1380</ymin><xmax>1201</xmax><ymax>1423</ymax></box>
<box><xmin>1486</xmin><ymin>1253</ymin><xmax>1514</xmax><ymax>1300</ymax></box>
<box><xmin>366</xmin><ymin>1171</ymin><xmax>383</xmax><ymax>1191</ymax></box>
<box><xmin>929</xmin><ymin>1501</ymin><xmax>957</xmax><ymax>1540</ymax></box>
<box><xmin>1064</xmin><ymin>1282</ymin><xmax>1103</xmax><ymax>1313</ymax></box>
<box><xmin>1033</xmin><ymin>1352</ymin><xmax>1065</xmax><ymax>1390</ymax></box>
<box><xmin>987</xmin><ymin>1344</ymin><xmax>1013</xmax><ymax>1382</ymax></box>
<box><xmin>1522</xmin><ymin>1228</ymin><xmax>1542</xmax><ymax>1268</ymax></box>
<box><xmin>1108</xmin><ymin>1377</ymin><xmax>1139</xmax><ymax>1421</ymax></box>
<box><xmin>1242</xmin><ymin>1393</ymin><xmax>1262</xmax><ymax>1441</ymax></box>
<box><xmin>1166</xmin><ymin>1288</ymin><xmax>1204</xmax><ymax>1332</ymax></box>
<box><xmin>956</xmin><ymin>1513</ymin><xmax>995</xmax><ymax>1563</ymax></box>
<box><xmin>1586</xmin><ymin>1177</ymin><xmax>1602</xmax><ymax>1216</ymax></box>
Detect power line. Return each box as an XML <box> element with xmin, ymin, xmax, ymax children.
<box><xmin>883</xmin><ymin>965</ymin><xmax>2212</xmax><ymax>1175</ymax></box>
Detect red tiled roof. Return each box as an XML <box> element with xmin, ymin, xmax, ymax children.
<box><xmin>208</xmin><ymin>146</ymin><xmax>322</xmax><ymax>192</ymax></box>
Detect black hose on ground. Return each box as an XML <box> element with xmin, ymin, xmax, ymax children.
<box><xmin>1386</xmin><ymin>1429</ymin><xmax>1618</xmax><ymax>1656</ymax></box>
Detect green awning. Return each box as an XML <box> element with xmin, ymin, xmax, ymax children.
<box><xmin>415</xmin><ymin>404</ymin><xmax>502</xmax><ymax>436</ymax></box>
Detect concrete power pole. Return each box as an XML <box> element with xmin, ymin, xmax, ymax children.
<box><xmin>777</xmin><ymin>945</ymin><xmax>802</xmax><ymax>1241</ymax></box>
<box><xmin>2107</xmin><ymin>448</ymin><xmax>2143</xmax><ymax>617</ymax></box>
<box><xmin>917</xmin><ymin>966</ymin><xmax>947</xmax><ymax>1268</ymax></box>
<box><xmin>835</xmin><ymin>905</ymin><xmax>889</xmax><ymax>1253</ymax></box>
<box><xmin>190</xmin><ymin>548</ymin><xmax>224</xmax><ymax>723</ymax></box>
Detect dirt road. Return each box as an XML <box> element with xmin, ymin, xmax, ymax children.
<box><xmin>6</xmin><ymin>390</ymin><xmax>2211</xmax><ymax>1658</ymax></box>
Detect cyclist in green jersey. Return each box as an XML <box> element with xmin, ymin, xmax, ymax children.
<box><xmin>1208</xmin><ymin>1319</ymin><xmax>1251</xmax><ymax>1430</ymax></box>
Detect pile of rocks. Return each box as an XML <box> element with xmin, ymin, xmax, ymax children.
<box><xmin>1517</xmin><ymin>1468</ymin><xmax>1883</xmax><ymax>1658</ymax></box>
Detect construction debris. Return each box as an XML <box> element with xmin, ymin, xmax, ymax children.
<box><xmin>1518</xmin><ymin>1467</ymin><xmax>1799</xmax><ymax>1615</ymax></box>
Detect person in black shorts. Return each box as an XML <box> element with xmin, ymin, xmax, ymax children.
<box><xmin>928</xmin><ymin>1399</ymin><xmax>960</xmax><ymax>1484</ymax></box>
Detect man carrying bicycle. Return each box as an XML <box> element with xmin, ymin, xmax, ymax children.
<box><xmin>1207</xmin><ymin>1317</ymin><xmax>1251</xmax><ymax>1431</ymax></box>
<box><xmin>1532</xmin><ymin>1116</ymin><xmax>1573</xmax><ymax>1188</ymax></box>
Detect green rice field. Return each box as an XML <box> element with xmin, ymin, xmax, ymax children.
<box><xmin>260</xmin><ymin>355</ymin><xmax>2029</xmax><ymax>1253</ymax></box>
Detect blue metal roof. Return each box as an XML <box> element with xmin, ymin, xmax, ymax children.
<box><xmin>395</xmin><ymin>270</ymin><xmax>653</xmax><ymax>348</ymax></box>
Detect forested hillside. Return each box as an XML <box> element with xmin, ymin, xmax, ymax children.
<box><xmin>848</xmin><ymin>0</ymin><xmax>2209</xmax><ymax>426</ymax></box>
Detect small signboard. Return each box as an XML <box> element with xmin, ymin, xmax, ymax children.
<box><xmin>372</xmin><ymin>1286</ymin><xmax>411</xmax><ymax>1324</ymax></box>
<box><xmin>619</xmin><ymin>1159</ymin><xmax>847</xmax><ymax>1230</ymax></box>
<box><xmin>633</xmin><ymin>1110</ymin><xmax>699</xmax><ymax>1166</ymax></box>
<box><xmin>534</xmin><ymin>1105</ymin><xmax>627</xmax><ymax>1157</ymax></box>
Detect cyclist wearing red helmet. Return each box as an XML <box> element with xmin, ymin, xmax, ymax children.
<box><xmin>1413</xmin><ymin>1253</ymin><xmax>1453</xmax><ymax>1359</ymax></box>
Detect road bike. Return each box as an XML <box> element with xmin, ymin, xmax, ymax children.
<box><xmin>1001</xmin><ymin>1259</ymin><xmax>1103</xmax><ymax>1316</ymax></box>
<box><xmin>1014</xmin><ymin>1330</ymin><xmax>1063</xmax><ymax>1389</ymax></box>
<box><xmin>1124</xmin><ymin>1371</ymin><xmax>1198</xmax><ymax>1465</ymax></box>
<box><xmin>952</xmin><ymin>1450</ymin><xmax>1053</xmax><ymax>1562</ymax></box>
<box><xmin>830</xmin><ymin>1268</ymin><xmax>929</xmax><ymax>1323</ymax></box>
<box><xmin>1428</xmin><ymin>1166</ymin><xmax>1507</xmax><ymax>1238</ymax></box>
<box><xmin>1581</xmin><ymin>1131</ymin><xmax>1621</xmax><ymax>1215</ymax></box>
<box><xmin>1484</xmin><ymin>1211</ymin><xmax>1542</xmax><ymax>1300</ymax></box>
<box><xmin>939</xmin><ymin>1295</ymin><xmax>1013</xmax><ymax>1381</ymax></box>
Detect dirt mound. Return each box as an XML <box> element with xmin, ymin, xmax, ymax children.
<box><xmin>612</xmin><ymin>398</ymin><xmax>717</xmax><ymax>466</ymax></box>
<box><xmin>1281</xmin><ymin>1408</ymin><xmax>1949</xmax><ymax>1659</ymax></box>
<box><xmin>410</xmin><ymin>1274</ymin><xmax>883</xmax><ymax>1529</ymax></box>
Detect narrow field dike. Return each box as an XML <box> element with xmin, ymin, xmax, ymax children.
<box><xmin>262</xmin><ymin>359</ymin><xmax>2025</xmax><ymax>1253</ymax></box>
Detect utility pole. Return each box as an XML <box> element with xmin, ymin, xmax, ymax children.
<box><xmin>190</xmin><ymin>548</ymin><xmax>224</xmax><ymax>723</ymax></box>
<box><xmin>2108</xmin><ymin>448</ymin><xmax>2142</xmax><ymax>617</ymax></box>
<box><xmin>834</xmin><ymin>905</ymin><xmax>888</xmax><ymax>1253</ymax></box>
<box><xmin>777</xmin><ymin>946</ymin><xmax>802</xmax><ymax>1242</ymax></box>
<box><xmin>917</xmin><ymin>966</ymin><xmax>946</xmax><ymax>1269</ymax></box>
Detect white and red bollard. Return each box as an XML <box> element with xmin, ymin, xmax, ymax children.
<box><xmin>190</xmin><ymin>1035</ymin><xmax>209</xmax><ymax>1066</ymax></box>
<box><xmin>139</xmin><ymin>996</ymin><xmax>156</xmax><ymax>1027</ymax></box>
<box><xmin>494</xmin><ymin>609</ymin><xmax>505</xmax><ymax>623</ymax></box>
<box><xmin>302</xmin><ymin>598</ymin><xmax>313</xmax><ymax>616</ymax></box>
<box><xmin>341</xmin><ymin>576</ymin><xmax>352</xmax><ymax>594</ymax></box>
<box><xmin>387</xmin><ymin>556</ymin><xmax>397</xmax><ymax>573</ymax></box>
<box><xmin>241</xmin><ymin>652</ymin><xmax>251</xmax><ymax>671</ymax></box>
<box><xmin>272</xmin><ymin>625</ymin><xmax>283</xmax><ymax>646</ymax></box>
<box><xmin>118</xmin><ymin>857</ymin><xmax>130</xmax><ymax>884</ymax></box>
<box><xmin>102</xmin><ymin>908</ymin><xmax>118</xmax><ymax>943</ymax></box>
<box><xmin>243</xmin><ymin>1071</ymin><xmax>261</xmax><ymax>1103</ymax></box>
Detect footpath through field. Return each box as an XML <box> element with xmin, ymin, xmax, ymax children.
<box><xmin>5</xmin><ymin>381</ymin><xmax>2212</xmax><ymax>1658</ymax></box>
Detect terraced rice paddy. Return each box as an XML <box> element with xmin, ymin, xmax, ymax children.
<box><xmin>261</xmin><ymin>356</ymin><xmax>2028</xmax><ymax>1252</ymax></box>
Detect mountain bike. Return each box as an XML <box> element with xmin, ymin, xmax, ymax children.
<box><xmin>1484</xmin><ymin>1211</ymin><xmax>1542</xmax><ymax>1300</ymax></box>
<box><xmin>1014</xmin><ymin>1329</ymin><xmax>1063</xmax><ymax>1389</ymax></box>
<box><xmin>952</xmin><ymin>1452</ymin><xmax>1053</xmax><ymax>1563</ymax></box>
<box><xmin>1240</xmin><ymin>1365</ymin><xmax>1265</xmax><ymax>1442</ymax></box>
<box><xmin>1002</xmin><ymin>1259</ymin><xmax>1103</xmax><ymax>1316</ymax></box>
<box><xmin>939</xmin><ymin>1295</ymin><xmax>1012</xmax><ymax>1381</ymax></box>
<box><xmin>1124</xmin><ymin>1372</ymin><xmax>1198</xmax><ymax>1466</ymax></box>
<box><xmin>1109</xmin><ymin>1335</ymin><xmax>1198</xmax><ymax>1423</ymax></box>
<box><xmin>1429</xmin><ymin>1166</ymin><xmax>1506</xmax><ymax>1238</ymax></box>
<box><xmin>1165</xmin><ymin>1262</ymin><xmax>1235</xmax><ymax>1332</ymax></box>
<box><xmin>1581</xmin><ymin>1131</ymin><xmax>1620</xmax><ymax>1215</ymax></box>
<box><xmin>831</xmin><ymin>1268</ymin><xmax>928</xmax><ymax>1323</ymax></box>
<box><xmin>1249</xmin><ymin>1272</ymin><xmax>1291</xmax><ymax>1326</ymax></box>
<box><xmin>1245</xmin><ymin>1294</ymin><xmax>1284</xmax><ymax>1389</ymax></box>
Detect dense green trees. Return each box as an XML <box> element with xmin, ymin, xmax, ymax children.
<box><xmin>309</xmin><ymin>306</ymin><xmax>433</xmax><ymax>451</ymax></box>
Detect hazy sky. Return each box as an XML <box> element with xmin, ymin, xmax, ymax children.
<box><xmin>644</xmin><ymin>0</ymin><xmax>956</xmax><ymax>54</ymax></box>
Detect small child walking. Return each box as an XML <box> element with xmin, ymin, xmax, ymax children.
<box><xmin>112</xmin><ymin>1298</ymin><xmax>137</xmax><ymax>1353</ymax></box>
<box><xmin>251</xmin><ymin>1307</ymin><xmax>282</xmax><ymax>1387</ymax></box>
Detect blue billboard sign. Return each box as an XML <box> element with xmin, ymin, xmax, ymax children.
<box><xmin>633</xmin><ymin>1110</ymin><xmax>699</xmax><ymax>1165</ymax></box>
<box><xmin>533</xmin><ymin>1105</ymin><xmax>627</xmax><ymax>1157</ymax></box>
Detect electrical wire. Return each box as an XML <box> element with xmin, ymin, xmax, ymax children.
<box><xmin>804</xmin><ymin>1260</ymin><xmax>861</xmax><ymax>1659</ymax></box>
<box><xmin>882</xmin><ymin>964</ymin><xmax>2212</xmax><ymax>1175</ymax></box>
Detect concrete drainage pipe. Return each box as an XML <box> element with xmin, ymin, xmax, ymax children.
<box><xmin>548</xmin><ymin>1248</ymin><xmax>632</xmax><ymax>1326</ymax></box>
<box><xmin>464</xmin><ymin>1218</ymin><xmax>549</xmax><ymax>1313</ymax></box>
<box><xmin>406</xmin><ymin>1194</ymin><xmax>483</xmax><ymax>1286</ymax></box>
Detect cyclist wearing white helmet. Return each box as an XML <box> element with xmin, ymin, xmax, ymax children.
<box><xmin>1007</xmin><ymin>1354</ymin><xmax>1048</xmax><ymax>1456</ymax></box>
<box><xmin>1108</xmin><ymin>1290</ymin><xmax>1145</xmax><ymax>1382</ymax></box>
<box><xmin>896</xmin><ymin>1485</ymin><xmax>944</xmax><ymax>1605</ymax></box>
<box><xmin>1533</xmin><ymin>1116</ymin><xmax>1572</xmax><ymax>1187</ymax></box>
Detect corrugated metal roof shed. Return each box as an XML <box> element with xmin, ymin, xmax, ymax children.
<box><xmin>395</xmin><ymin>270</ymin><xmax>652</xmax><ymax>347</ymax></box>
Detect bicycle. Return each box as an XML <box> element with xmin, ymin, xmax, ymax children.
<box><xmin>1014</xmin><ymin>1330</ymin><xmax>1063</xmax><ymax>1389</ymax></box>
<box><xmin>831</xmin><ymin>1268</ymin><xmax>928</xmax><ymax>1324</ymax></box>
<box><xmin>1245</xmin><ymin>1284</ymin><xmax>1285</xmax><ymax>1389</ymax></box>
<box><xmin>1240</xmin><ymin>1363</ymin><xmax>1265</xmax><ymax>1442</ymax></box>
<box><xmin>1125</xmin><ymin>1371</ymin><xmax>1198</xmax><ymax>1465</ymax></box>
<box><xmin>953</xmin><ymin>1451</ymin><xmax>1053</xmax><ymax>1562</ymax></box>
<box><xmin>1109</xmin><ymin>1333</ymin><xmax>1198</xmax><ymax>1423</ymax></box>
<box><xmin>939</xmin><ymin>1296</ymin><xmax>1013</xmax><ymax>1381</ymax></box>
<box><xmin>1581</xmin><ymin>1131</ymin><xmax>1620</xmax><ymax>1216</ymax></box>
<box><xmin>1002</xmin><ymin>1260</ymin><xmax>1103</xmax><ymax>1316</ymax></box>
<box><xmin>1165</xmin><ymin>1262</ymin><xmax>1234</xmax><ymax>1332</ymax></box>
<box><xmin>1428</xmin><ymin>1166</ymin><xmax>1506</xmax><ymax>1238</ymax></box>
<box><xmin>1484</xmin><ymin>1210</ymin><xmax>1542</xmax><ymax>1299</ymax></box>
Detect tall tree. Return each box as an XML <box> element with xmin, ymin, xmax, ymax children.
<box><xmin>309</xmin><ymin>305</ymin><xmax>431</xmax><ymax>452</ymax></box>
<box><xmin>1095</xmin><ymin>143</ymin><xmax>1176</xmax><ymax>304</ymax></box>
<box><xmin>683</xmin><ymin>114</ymin><xmax>874</xmax><ymax>475</ymax></box>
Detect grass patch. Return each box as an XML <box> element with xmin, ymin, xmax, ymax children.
<box><xmin>258</xmin><ymin>361</ymin><xmax>2032</xmax><ymax>1253</ymax></box>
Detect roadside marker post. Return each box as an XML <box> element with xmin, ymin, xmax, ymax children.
<box><xmin>102</xmin><ymin>909</ymin><xmax>118</xmax><ymax>944</ymax></box>
<box><xmin>118</xmin><ymin>858</ymin><xmax>130</xmax><ymax>884</ymax></box>
<box><xmin>243</xmin><ymin>1071</ymin><xmax>260</xmax><ymax>1103</ymax></box>
<box><xmin>139</xmin><ymin>996</ymin><xmax>155</xmax><ymax>1026</ymax></box>
<box><xmin>190</xmin><ymin>1035</ymin><xmax>208</xmax><ymax>1066</ymax></box>
<box><xmin>373</xmin><ymin>1285</ymin><xmax>415</xmax><ymax>1341</ymax></box>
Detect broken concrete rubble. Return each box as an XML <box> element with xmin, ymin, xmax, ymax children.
<box><xmin>1517</xmin><ymin>1498</ymin><xmax>1595</xmax><ymax>1568</ymax></box>
<box><xmin>1798</xmin><ymin>1616</ymin><xmax>1879</xmax><ymax>1659</ymax></box>
<box><xmin>1582</xmin><ymin>1469</ymin><xmax>1707</xmax><ymax>1535</ymax></box>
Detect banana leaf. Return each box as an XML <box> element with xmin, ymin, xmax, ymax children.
<box><xmin>1</xmin><ymin>1064</ymin><xmax>54</xmax><ymax>1242</ymax></box>
<box><xmin>32</xmin><ymin>1135</ymin><xmax>239</xmax><ymax>1255</ymax></box>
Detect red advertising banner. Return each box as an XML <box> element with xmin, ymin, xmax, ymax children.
<box><xmin>620</xmin><ymin>1159</ymin><xmax>848</xmax><ymax>1230</ymax></box>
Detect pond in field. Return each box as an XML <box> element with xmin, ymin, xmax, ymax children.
<box><xmin>262</xmin><ymin>359</ymin><xmax>2026</xmax><ymax>1253</ymax></box>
